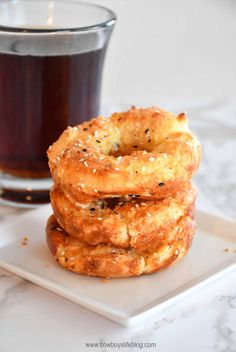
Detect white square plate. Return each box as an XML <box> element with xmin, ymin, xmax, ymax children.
<box><xmin>0</xmin><ymin>205</ymin><xmax>236</xmax><ymax>327</ymax></box>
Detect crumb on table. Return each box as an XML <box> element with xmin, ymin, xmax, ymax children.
<box><xmin>21</xmin><ymin>236</ymin><xmax>29</xmax><ymax>246</ymax></box>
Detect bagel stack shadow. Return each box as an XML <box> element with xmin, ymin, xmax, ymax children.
<box><xmin>46</xmin><ymin>107</ymin><xmax>201</xmax><ymax>278</ymax></box>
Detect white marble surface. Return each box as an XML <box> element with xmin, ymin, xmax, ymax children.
<box><xmin>0</xmin><ymin>101</ymin><xmax>236</xmax><ymax>352</ymax></box>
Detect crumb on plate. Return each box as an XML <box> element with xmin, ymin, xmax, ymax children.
<box><xmin>102</xmin><ymin>278</ymin><xmax>110</xmax><ymax>284</ymax></box>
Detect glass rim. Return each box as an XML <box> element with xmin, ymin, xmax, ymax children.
<box><xmin>0</xmin><ymin>0</ymin><xmax>116</xmax><ymax>34</ymax></box>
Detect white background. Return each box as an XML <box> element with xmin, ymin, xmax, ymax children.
<box><xmin>86</xmin><ymin>0</ymin><xmax>236</xmax><ymax>108</ymax></box>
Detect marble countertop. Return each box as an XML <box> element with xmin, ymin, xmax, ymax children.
<box><xmin>0</xmin><ymin>101</ymin><xmax>236</xmax><ymax>352</ymax></box>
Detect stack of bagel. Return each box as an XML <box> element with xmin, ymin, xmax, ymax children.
<box><xmin>46</xmin><ymin>107</ymin><xmax>201</xmax><ymax>278</ymax></box>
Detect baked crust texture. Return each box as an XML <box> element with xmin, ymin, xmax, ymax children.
<box><xmin>46</xmin><ymin>214</ymin><xmax>195</xmax><ymax>278</ymax></box>
<box><xmin>50</xmin><ymin>183</ymin><xmax>197</xmax><ymax>252</ymax></box>
<box><xmin>48</xmin><ymin>107</ymin><xmax>201</xmax><ymax>202</ymax></box>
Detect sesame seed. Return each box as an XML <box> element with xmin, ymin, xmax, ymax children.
<box><xmin>26</xmin><ymin>195</ymin><xmax>32</xmax><ymax>201</ymax></box>
<box><xmin>114</xmin><ymin>167</ymin><xmax>120</xmax><ymax>171</ymax></box>
<box><xmin>175</xmin><ymin>249</ymin><xmax>179</xmax><ymax>255</ymax></box>
<box><xmin>94</xmin><ymin>189</ymin><xmax>98</xmax><ymax>193</ymax></box>
<box><xmin>97</xmin><ymin>218</ymin><xmax>103</xmax><ymax>221</ymax></box>
<box><xmin>145</xmin><ymin>128</ymin><xmax>149</xmax><ymax>134</ymax></box>
<box><xmin>86</xmin><ymin>136</ymin><xmax>92</xmax><ymax>142</ymax></box>
<box><xmin>76</xmin><ymin>202</ymin><xmax>88</xmax><ymax>209</ymax></box>
<box><xmin>84</xmin><ymin>161</ymin><xmax>88</xmax><ymax>167</ymax></box>
<box><xmin>141</xmin><ymin>166</ymin><xmax>146</xmax><ymax>172</ymax></box>
<box><xmin>135</xmin><ymin>204</ymin><xmax>139</xmax><ymax>208</ymax></box>
<box><xmin>80</xmin><ymin>184</ymin><xmax>85</xmax><ymax>188</ymax></box>
<box><xmin>93</xmin><ymin>168</ymin><xmax>97</xmax><ymax>173</ymax></box>
<box><xmin>80</xmin><ymin>158</ymin><xmax>85</xmax><ymax>162</ymax></box>
<box><xmin>149</xmin><ymin>157</ymin><xmax>155</xmax><ymax>162</ymax></box>
<box><xmin>83</xmin><ymin>127</ymin><xmax>88</xmax><ymax>131</ymax></box>
<box><xmin>141</xmin><ymin>203</ymin><xmax>146</xmax><ymax>206</ymax></box>
<box><xmin>146</xmin><ymin>212</ymin><xmax>152</xmax><ymax>217</ymax></box>
<box><xmin>94</xmin><ymin>130</ymin><xmax>99</xmax><ymax>138</ymax></box>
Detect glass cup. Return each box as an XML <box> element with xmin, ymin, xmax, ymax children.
<box><xmin>0</xmin><ymin>0</ymin><xmax>116</xmax><ymax>207</ymax></box>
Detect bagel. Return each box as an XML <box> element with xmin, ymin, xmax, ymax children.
<box><xmin>50</xmin><ymin>183</ymin><xmax>197</xmax><ymax>252</ymax></box>
<box><xmin>46</xmin><ymin>214</ymin><xmax>195</xmax><ymax>278</ymax></box>
<box><xmin>48</xmin><ymin>107</ymin><xmax>201</xmax><ymax>202</ymax></box>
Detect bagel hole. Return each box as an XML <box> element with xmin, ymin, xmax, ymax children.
<box><xmin>110</xmin><ymin>145</ymin><xmax>153</xmax><ymax>157</ymax></box>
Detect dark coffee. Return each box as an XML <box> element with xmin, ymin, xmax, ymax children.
<box><xmin>0</xmin><ymin>48</ymin><xmax>106</xmax><ymax>178</ymax></box>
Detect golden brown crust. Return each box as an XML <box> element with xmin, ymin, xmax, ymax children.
<box><xmin>48</xmin><ymin>107</ymin><xmax>201</xmax><ymax>202</ymax></box>
<box><xmin>46</xmin><ymin>214</ymin><xmax>195</xmax><ymax>278</ymax></box>
<box><xmin>50</xmin><ymin>183</ymin><xmax>197</xmax><ymax>252</ymax></box>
